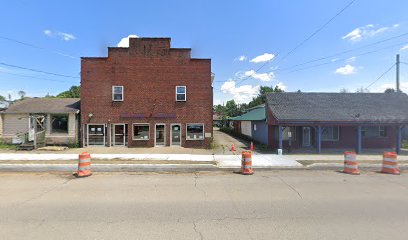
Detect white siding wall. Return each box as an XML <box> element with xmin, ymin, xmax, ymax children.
<box><xmin>46</xmin><ymin>113</ymin><xmax>77</xmax><ymax>145</ymax></box>
<box><xmin>241</xmin><ymin>121</ymin><xmax>252</xmax><ymax>137</ymax></box>
<box><xmin>1</xmin><ymin>113</ymin><xmax>78</xmax><ymax>145</ymax></box>
<box><xmin>2</xmin><ymin>113</ymin><xmax>29</xmax><ymax>142</ymax></box>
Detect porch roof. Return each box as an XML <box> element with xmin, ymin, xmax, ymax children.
<box><xmin>266</xmin><ymin>92</ymin><xmax>408</xmax><ymax>124</ymax></box>
<box><xmin>3</xmin><ymin>98</ymin><xmax>80</xmax><ymax>114</ymax></box>
<box><xmin>230</xmin><ymin>105</ymin><xmax>265</xmax><ymax>121</ymax></box>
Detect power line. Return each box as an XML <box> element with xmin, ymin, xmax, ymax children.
<box><xmin>0</xmin><ymin>62</ymin><xmax>79</xmax><ymax>79</ymax></box>
<box><xmin>366</xmin><ymin>63</ymin><xmax>396</xmax><ymax>89</ymax></box>
<box><xmin>0</xmin><ymin>35</ymin><xmax>79</xmax><ymax>59</ymax></box>
<box><xmin>286</xmin><ymin>40</ymin><xmax>408</xmax><ymax>74</ymax></box>
<box><xmin>216</xmin><ymin>0</ymin><xmax>357</xmax><ymax>89</ymax></box>
<box><xmin>0</xmin><ymin>71</ymin><xmax>78</xmax><ymax>84</ymax></box>
<box><xmin>276</xmin><ymin>32</ymin><xmax>408</xmax><ymax>72</ymax></box>
<box><xmin>273</xmin><ymin>0</ymin><xmax>357</xmax><ymax>66</ymax></box>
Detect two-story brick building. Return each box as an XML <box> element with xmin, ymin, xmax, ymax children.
<box><xmin>81</xmin><ymin>38</ymin><xmax>213</xmax><ymax>148</ymax></box>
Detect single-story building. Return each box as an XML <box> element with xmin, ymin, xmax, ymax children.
<box><xmin>0</xmin><ymin>98</ymin><xmax>80</xmax><ymax>146</ymax></box>
<box><xmin>230</xmin><ymin>105</ymin><xmax>268</xmax><ymax>145</ymax></box>
<box><xmin>265</xmin><ymin>92</ymin><xmax>408</xmax><ymax>153</ymax></box>
<box><xmin>0</xmin><ymin>100</ymin><xmax>11</xmax><ymax>138</ymax></box>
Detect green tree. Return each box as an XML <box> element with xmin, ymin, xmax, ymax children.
<box><xmin>18</xmin><ymin>90</ymin><xmax>26</xmax><ymax>100</ymax></box>
<box><xmin>247</xmin><ymin>85</ymin><xmax>284</xmax><ymax>108</ymax></box>
<box><xmin>0</xmin><ymin>95</ymin><xmax>5</xmax><ymax>101</ymax></box>
<box><xmin>56</xmin><ymin>86</ymin><xmax>80</xmax><ymax>98</ymax></box>
<box><xmin>225</xmin><ymin>100</ymin><xmax>241</xmax><ymax>117</ymax></box>
<box><xmin>384</xmin><ymin>88</ymin><xmax>395</xmax><ymax>93</ymax></box>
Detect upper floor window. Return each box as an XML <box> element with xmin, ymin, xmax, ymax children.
<box><xmin>112</xmin><ymin>86</ymin><xmax>124</xmax><ymax>101</ymax></box>
<box><xmin>176</xmin><ymin>86</ymin><xmax>186</xmax><ymax>101</ymax></box>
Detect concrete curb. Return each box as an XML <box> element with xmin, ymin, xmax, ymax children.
<box><xmin>307</xmin><ymin>163</ymin><xmax>408</xmax><ymax>171</ymax></box>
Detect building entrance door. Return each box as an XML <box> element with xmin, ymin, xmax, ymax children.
<box><xmin>113</xmin><ymin>124</ymin><xmax>126</xmax><ymax>146</ymax></box>
<box><xmin>88</xmin><ymin>124</ymin><xmax>105</xmax><ymax>146</ymax></box>
<box><xmin>171</xmin><ymin>124</ymin><xmax>181</xmax><ymax>146</ymax></box>
<box><xmin>303</xmin><ymin>127</ymin><xmax>311</xmax><ymax>147</ymax></box>
<box><xmin>155</xmin><ymin>124</ymin><xmax>166</xmax><ymax>146</ymax></box>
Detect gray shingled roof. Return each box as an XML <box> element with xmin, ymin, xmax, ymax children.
<box><xmin>266</xmin><ymin>92</ymin><xmax>408</xmax><ymax>123</ymax></box>
<box><xmin>3</xmin><ymin>98</ymin><xmax>80</xmax><ymax>114</ymax></box>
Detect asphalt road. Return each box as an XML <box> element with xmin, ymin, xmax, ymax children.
<box><xmin>0</xmin><ymin>170</ymin><xmax>407</xmax><ymax>240</ymax></box>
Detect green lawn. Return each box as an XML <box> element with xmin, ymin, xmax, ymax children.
<box><xmin>0</xmin><ymin>141</ymin><xmax>17</xmax><ymax>150</ymax></box>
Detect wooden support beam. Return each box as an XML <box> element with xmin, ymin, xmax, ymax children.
<box><xmin>278</xmin><ymin>125</ymin><xmax>283</xmax><ymax>150</ymax></box>
<box><xmin>357</xmin><ymin>126</ymin><xmax>362</xmax><ymax>154</ymax></box>
<box><xmin>396</xmin><ymin>126</ymin><xmax>402</xmax><ymax>154</ymax></box>
<box><xmin>316</xmin><ymin>126</ymin><xmax>321</xmax><ymax>153</ymax></box>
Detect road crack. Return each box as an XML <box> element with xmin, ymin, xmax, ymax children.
<box><xmin>193</xmin><ymin>221</ymin><xmax>204</xmax><ymax>240</ymax></box>
<box><xmin>193</xmin><ymin>172</ymin><xmax>207</xmax><ymax>197</ymax></box>
<box><xmin>276</xmin><ymin>176</ymin><xmax>303</xmax><ymax>199</ymax></box>
<box><xmin>18</xmin><ymin>178</ymin><xmax>74</xmax><ymax>206</ymax></box>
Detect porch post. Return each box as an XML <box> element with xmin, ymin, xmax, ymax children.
<box><xmin>396</xmin><ymin>125</ymin><xmax>402</xmax><ymax>154</ymax></box>
<box><xmin>278</xmin><ymin>125</ymin><xmax>283</xmax><ymax>149</ymax></box>
<box><xmin>357</xmin><ymin>126</ymin><xmax>362</xmax><ymax>154</ymax></box>
<box><xmin>316</xmin><ymin>126</ymin><xmax>321</xmax><ymax>153</ymax></box>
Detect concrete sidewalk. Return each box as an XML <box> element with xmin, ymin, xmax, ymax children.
<box><xmin>0</xmin><ymin>153</ymin><xmax>302</xmax><ymax>170</ymax></box>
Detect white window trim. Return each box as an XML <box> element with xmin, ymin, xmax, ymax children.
<box><xmin>132</xmin><ymin>123</ymin><xmax>150</xmax><ymax>141</ymax></box>
<box><xmin>321</xmin><ymin>126</ymin><xmax>340</xmax><ymax>142</ymax></box>
<box><xmin>112</xmin><ymin>86</ymin><xmax>124</xmax><ymax>102</ymax></box>
<box><xmin>50</xmin><ymin>114</ymin><xmax>69</xmax><ymax>135</ymax></box>
<box><xmin>86</xmin><ymin>124</ymin><xmax>106</xmax><ymax>147</ymax></box>
<box><xmin>170</xmin><ymin>123</ymin><xmax>182</xmax><ymax>146</ymax></box>
<box><xmin>111</xmin><ymin>123</ymin><xmax>127</xmax><ymax>147</ymax></box>
<box><xmin>186</xmin><ymin>123</ymin><xmax>204</xmax><ymax>141</ymax></box>
<box><xmin>175</xmin><ymin>86</ymin><xmax>186</xmax><ymax>102</ymax></box>
<box><xmin>154</xmin><ymin>123</ymin><xmax>166</xmax><ymax>146</ymax></box>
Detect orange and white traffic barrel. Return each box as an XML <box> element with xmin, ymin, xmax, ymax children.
<box><xmin>344</xmin><ymin>151</ymin><xmax>360</xmax><ymax>175</ymax></box>
<box><xmin>75</xmin><ymin>152</ymin><xmax>92</xmax><ymax>178</ymax></box>
<box><xmin>382</xmin><ymin>152</ymin><xmax>400</xmax><ymax>175</ymax></box>
<box><xmin>242</xmin><ymin>151</ymin><xmax>254</xmax><ymax>175</ymax></box>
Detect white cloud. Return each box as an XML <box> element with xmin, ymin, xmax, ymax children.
<box><xmin>331</xmin><ymin>58</ymin><xmax>340</xmax><ymax>62</ymax></box>
<box><xmin>342</xmin><ymin>24</ymin><xmax>399</xmax><ymax>42</ymax></box>
<box><xmin>250</xmin><ymin>53</ymin><xmax>275</xmax><ymax>63</ymax></box>
<box><xmin>243</xmin><ymin>70</ymin><xmax>275</xmax><ymax>82</ymax></box>
<box><xmin>117</xmin><ymin>34</ymin><xmax>139</xmax><ymax>47</ymax></box>
<box><xmin>335</xmin><ymin>64</ymin><xmax>357</xmax><ymax>75</ymax></box>
<box><xmin>345</xmin><ymin>56</ymin><xmax>357</xmax><ymax>63</ymax></box>
<box><xmin>221</xmin><ymin>80</ymin><xmax>260</xmax><ymax>104</ymax></box>
<box><xmin>43</xmin><ymin>30</ymin><xmax>76</xmax><ymax>41</ymax></box>
<box><xmin>276</xmin><ymin>82</ymin><xmax>287</xmax><ymax>91</ymax></box>
<box><xmin>234</xmin><ymin>55</ymin><xmax>247</xmax><ymax>62</ymax></box>
<box><xmin>400</xmin><ymin>45</ymin><xmax>408</xmax><ymax>51</ymax></box>
<box><xmin>213</xmin><ymin>99</ymin><xmax>223</xmax><ymax>105</ymax></box>
<box><xmin>44</xmin><ymin>29</ymin><xmax>52</xmax><ymax>37</ymax></box>
<box><xmin>375</xmin><ymin>82</ymin><xmax>408</xmax><ymax>93</ymax></box>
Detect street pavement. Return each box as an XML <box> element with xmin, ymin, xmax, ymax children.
<box><xmin>0</xmin><ymin>170</ymin><xmax>407</xmax><ymax>240</ymax></box>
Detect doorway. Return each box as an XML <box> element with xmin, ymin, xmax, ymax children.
<box><xmin>112</xmin><ymin>124</ymin><xmax>127</xmax><ymax>146</ymax></box>
<box><xmin>302</xmin><ymin>127</ymin><xmax>311</xmax><ymax>147</ymax></box>
<box><xmin>170</xmin><ymin>124</ymin><xmax>181</xmax><ymax>146</ymax></box>
<box><xmin>87</xmin><ymin>124</ymin><xmax>105</xmax><ymax>146</ymax></box>
<box><xmin>155</xmin><ymin>124</ymin><xmax>166</xmax><ymax>146</ymax></box>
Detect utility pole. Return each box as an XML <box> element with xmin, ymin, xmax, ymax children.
<box><xmin>396</xmin><ymin>54</ymin><xmax>400</xmax><ymax>92</ymax></box>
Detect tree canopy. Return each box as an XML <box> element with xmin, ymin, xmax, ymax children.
<box><xmin>52</xmin><ymin>86</ymin><xmax>80</xmax><ymax>98</ymax></box>
<box><xmin>213</xmin><ymin>85</ymin><xmax>284</xmax><ymax>119</ymax></box>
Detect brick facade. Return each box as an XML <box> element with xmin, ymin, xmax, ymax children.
<box><xmin>81</xmin><ymin>38</ymin><xmax>212</xmax><ymax>148</ymax></box>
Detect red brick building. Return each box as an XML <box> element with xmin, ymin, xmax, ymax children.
<box><xmin>81</xmin><ymin>38</ymin><xmax>213</xmax><ymax>148</ymax></box>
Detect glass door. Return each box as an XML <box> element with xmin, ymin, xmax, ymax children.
<box><xmin>88</xmin><ymin>124</ymin><xmax>105</xmax><ymax>146</ymax></box>
<box><xmin>155</xmin><ymin>124</ymin><xmax>165</xmax><ymax>146</ymax></box>
<box><xmin>171</xmin><ymin>124</ymin><xmax>181</xmax><ymax>146</ymax></box>
<box><xmin>113</xmin><ymin>124</ymin><xmax>126</xmax><ymax>146</ymax></box>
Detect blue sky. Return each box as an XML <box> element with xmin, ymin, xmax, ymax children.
<box><xmin>1</xmin><ymin>0</ymin><xmax>408</xmax><ymax>104</ymax></box>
